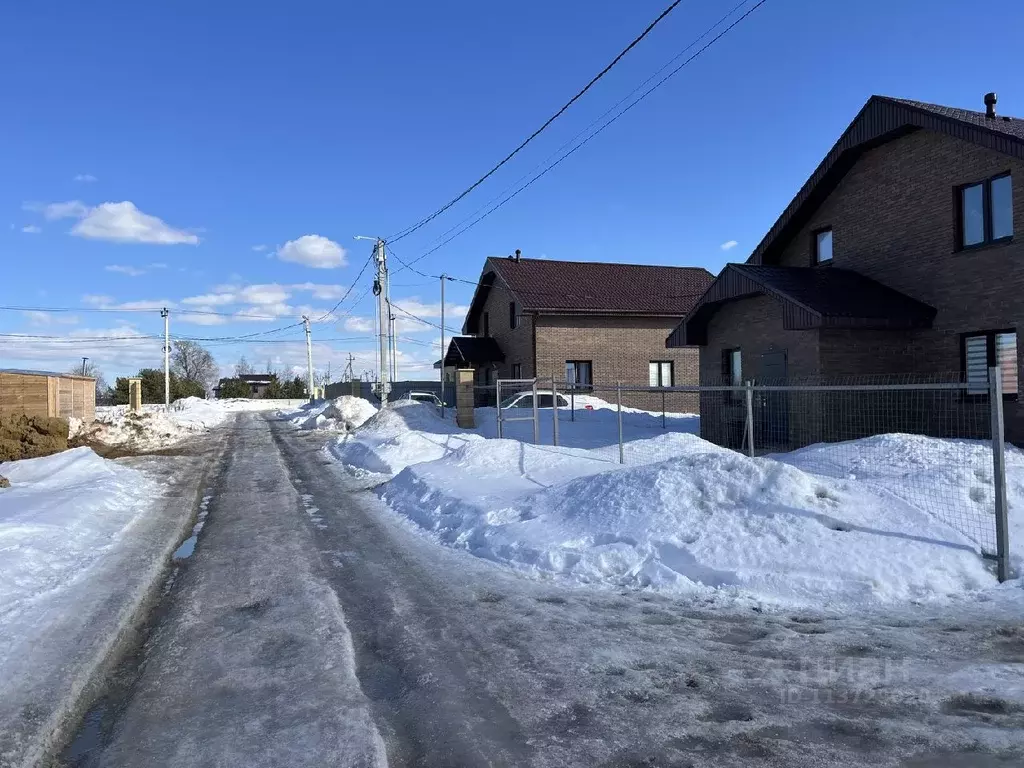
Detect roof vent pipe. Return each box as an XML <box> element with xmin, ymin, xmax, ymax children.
<box><xmin>514</xmin><ymin>248</ymin><xmax>521</xmax><ymax>262</ymax></box>
<box><xmin>985</xmin><ymin>92</ymin><xmax>997</xmax><ymax>119</ymax></box>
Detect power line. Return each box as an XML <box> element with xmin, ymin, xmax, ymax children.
<box><xmin>314</xmin><ymin>250</ymin><xmax>376</xmax><ymax>323</ymax></box>
<box><xmin>392</xmin><ymin>0</ymin><xmax>768</xmax><ymax>275</ymax></box>
<box><xmin>388</xmin><ymin>301</ymin><xmax>461</xmax><ymax>335</ymax></box>
<box><xmin>387</xmin><ymin>0</ymin><xmax>687</xmax><ymax>244</ymax></box>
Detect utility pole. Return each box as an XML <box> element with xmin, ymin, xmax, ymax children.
<box><xmin>303</xmin><ymin>315</ymin><xmax>314</xmax><ymax>403</ymax></box>
<box><xmin>440</xmin><ymin>274</ymin><xmax>447</xmax><ymax>417</ymax></box>
<box><xmin>161</xmin><ymin>308</ymin><xmax>170</xmax><ymax>409</ymax></box>
<box><xmin>374</xmin><ymin>238</ymin><xmax>390</xmax><ymax>408</ymax></box>
<box><xmin>81</xmin><ymin>357</ymin><xmax>89</xmax><ymax>376</ymax></box>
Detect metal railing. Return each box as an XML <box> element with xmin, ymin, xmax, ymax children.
<box><xmin>495</xmin><ymin>378</ymin><xmax>540</xmax><ymax>443</ymax></box>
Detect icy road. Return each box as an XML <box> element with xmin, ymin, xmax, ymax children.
<box><xmin>62</xmin><ymin>412</ymin><xmax>1024</xmax><ymax>768</ymax></box>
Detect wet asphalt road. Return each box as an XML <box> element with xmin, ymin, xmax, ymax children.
<box><xmin>63</xmin><ymin>412</ymin><xmax>1024</xmax><ymax>768</ymax></box>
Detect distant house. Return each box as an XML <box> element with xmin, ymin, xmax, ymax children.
<box><xmin>214</xmin><ymin>374</ymin><xmax>275</xmax><ymax>398</ymax></box>
<box><xmin>448</xmin><ymin>253</ymin><xmax>713</xmax><ymax>408</ymax></box>
<box><xmin>0</xmin><ymin>369</ymin><xmax>96</xmax><ymax>421</ymax></box>
<box><xmin>668</xmin><ymin>93</ymin><xmax>1024</xmax><ymax>442</ymax></box>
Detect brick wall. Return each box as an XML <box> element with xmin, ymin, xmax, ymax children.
<box><xmin>775</xmin><ymin>128</ymin><xmax>1024</xmax><ymax>439</ymax></box>
<box><xmin>476</xmin><ymin>274</ymin><xmax>535</xmax><ymax>380</ymax></box>
<box><xmin>534</xmin><ymin>314</ymin><xmax>700</xmax><ymax>411</ymax></box>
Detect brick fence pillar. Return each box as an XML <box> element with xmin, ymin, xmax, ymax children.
<box><xmin>128</xmin><ymin>377</ymin><xmax>143</xmax><ymax>413</ymax></box>
<box><xmin>455</xmin><ymin>368</ymin><xmax>475</xmax><ymax>428</ymax></box>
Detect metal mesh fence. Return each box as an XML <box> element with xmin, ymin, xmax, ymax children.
<box><xmin>474</xmin><ymin>374</ymin><xmax>1007</xmax><ymax>562</ymax></box>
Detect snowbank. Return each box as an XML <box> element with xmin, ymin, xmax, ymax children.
<box><xmin>0</xmin><ymin>448</ymin><xmax>159</xmax><ymax>642</ymax></box>
<box><xmin>80</xmin><ymin>397</ymin><xmax>297</xmax><ymax>450</ymax></box>
<box><xmin>382</xmin><ymin>434</ymin><xmax>1009</xmax><ymax>606</ymax></box>
<box><xmin>329</xmin><ymin>401</ymin><xmax>484</xmax><ymax>475</ymax></box>
<box><xmin>286</xmin><ymin>396</ymin><xmax>377</xmax><ymax>432</ymax></box>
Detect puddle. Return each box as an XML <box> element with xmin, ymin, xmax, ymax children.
<box><xmin>61</xmin><ymin>704</ymin><xmax>106</xmax><ymax>766</ymax></box>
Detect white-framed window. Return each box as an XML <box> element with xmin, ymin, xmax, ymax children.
<box><xmin>963</xmin><ymin>330</ymin><xmax>1018</xmax><ymax>396</ymax></box>
<box><xmin>649</xmin><ymin>361</ymin><xmax>674</xmax><ymax>387</ymax></box>
<box><xmin>814</xmin><ymin>228</ymin><xmax>833</xmax><ymax>264</ymax></box>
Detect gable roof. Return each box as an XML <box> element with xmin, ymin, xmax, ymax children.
<box><xmin>667</xmin><ymin>264</ymin><xmax>936</xmax><ymax>347</ymax></box>
<box><xmin>463</xmin><ymin>257</ymin><xmax>714</xmax><ymax>333</ymax></box>
<box><xmin>748</xmin><ymin>95</ymin><xmax>1024</xmax><ymax>267</ymax></box>
<box><xmin>440</xmin><ymin>336</ymin><xmax>505</xmax><ymax>367</ymax></box>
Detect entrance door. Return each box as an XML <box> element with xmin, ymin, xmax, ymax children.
<box><xmin>757</xmin><ymin>351</ymin><xmax>789</xmax><ymax>450</ymax></box>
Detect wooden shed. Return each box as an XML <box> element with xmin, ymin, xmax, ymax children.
<box><xmin>0</xmin><ymin>369</ymin><xmax>96</xmax><ymax>421</ymax></box>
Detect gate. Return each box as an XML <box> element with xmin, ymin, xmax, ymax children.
<box><xmin>496</xmin><ymin>378</ymin><xmax>540</xmax><ymax>443</ymax></box>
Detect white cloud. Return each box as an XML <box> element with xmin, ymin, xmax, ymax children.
<box><xmin>181</xmin><ymin>292</ymin><xmax>236</xmax><ymax>307</ymax></box>
<box><xmin>251</xmin><ymin>244</ymin><xmax>268</xmax><ymax>252</ymax></box>
<box><xmin>41</xmin><ymin>200</ymin><xmax>199</xmax><ymax>245</ymax></box>
<box><xmin>74</xmin><ymin>174</ymin><xmax>98</xmax><ymax>183</ymax></box>
<box><xmin>175</xmin><ymin>308</ymin><xmax>228</xmax><ymax>326</ymax></box>
<box><xmin>720</xmin><ymin>240</ymin><xmax>739</xmax><ymax>251</ymax></box>
<box><xmin>21</xmin><ymin>224</ymin><xmax>41</xmax><ymax>234</ymax></box>
<box><xmin>277</xmin><ymin>235</ymin><xmax>347</xmax><ymax>269</ymax></box>
<box><xmin>238</xmin><ymin>283</ymin><xmax>290</xmax><ymax>305</ymax></box>
<box><xmin>344</xmin><ymin>316</ymin><xmax>374</xmax><ymax>333</ymax></box>
<box><xmin>292</xmin><ymin>282</ymin><xmax>345</xmax><ymax>300</ymax></box>
<box><xmin>148</xmin><ymin>262</ymin><xmax>168</xmax><ymax>269</ymax></box>
<box><xmin>23</xmin><ymin>310</ymin><xmax>79</xmax><ymax>327</ymax></box>
<box><xmin>105</xmin><ymin>264</ymin><xmax>146</xmax><ymax>277</ymax></box>
<box><xmin>82</xmin><ymin>294</ymin><xmax>115</xmax><ymax>307</ymax></box>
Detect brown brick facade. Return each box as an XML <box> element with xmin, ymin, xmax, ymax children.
<box><xmin>701</xmin><ymin>127</ymin><xmax>1024</xmax><ymax>441</ymax></box>
<box><xmin>470</xmin><ymin>275</ymin><xmax>701</xmax><ymax>411</ymax></box>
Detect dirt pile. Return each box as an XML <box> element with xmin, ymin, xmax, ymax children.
<box><xmin>0</xmin><ymin>475</ymin><xmax>9</xmax><ymax>488</ymax></box>
<box><xmin>0</xmin><ymin>414</ymin><xmax>70</xmax><ymax>461</ymax></box>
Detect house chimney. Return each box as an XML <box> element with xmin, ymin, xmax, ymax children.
<box><xmin>514</xmin><ymin>248</ymin><xmax>521</xmax><ymax>262</ymax></box>
<box><xmin>985</xmin><ymin>92</ymin><xmax>997</xmax><ymax>119</ymax></box>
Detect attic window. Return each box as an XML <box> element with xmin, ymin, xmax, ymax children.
<box><xmin>814</xmin><ymin>228</ymin><xmax>833</xmax><ymax>264</ymax></box>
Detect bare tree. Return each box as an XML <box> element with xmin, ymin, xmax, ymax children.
<box><xmin>171</xmin><ymin>340</ymin><xmax>218</xmax><ymax>390</ymax></box>
<box><xmin>235</xmin><ymin>356</ymin><xmax>255</xmax><ymax>377</ymax></box>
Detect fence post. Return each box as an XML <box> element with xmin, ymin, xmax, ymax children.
<box><xmin>532</xmin><ymin>378</ymin><xmax>540</xmax><ymax>445</ymax></box>
<box><xmin>552</xmin><ymin>376</ymin><xmax>560</xmax><ymax>447</ymax></box>
<box><xmin>496</xmin><ymin>379</ymin><xmax>503</xmax><ymax>439</ymax></box>
<box><xmin>571</xmin><ymin>383</ymin><xmax>575</xmax><ymax>422</ymax></box>
<box><xmin>662</xmin><ymin>389</ymin><xmax>666</xmax><ymax>430</ymax></box>
<box><xmin>617</xmin><ymin>382</ymin><xmax>624</xmax><ymax>465</ymax></box>
<box><xmin>989</xmin><ymin>366</ymin><xmax>1011</xmax><ymax>582</ymax></box>
<box><xmin>745</xmin><ymin>380</ymin><xmax>755</xmax><ymax>458</ymax></box>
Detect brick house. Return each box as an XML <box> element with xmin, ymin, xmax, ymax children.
<box><xmin>449</xmin><ymin>253</ymin><xmax>713</xmax><ymax>409</ymax></box>
<box><xmin>667</xmin><ymin>93</ymin><xmax>1024</xmax><ymax>444</ymax></box>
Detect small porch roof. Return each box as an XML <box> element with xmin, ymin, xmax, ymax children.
<box><xmin>439</xmin><ymin>336</ymin><xmax>505</xmax><ymax>367</ymax></box>
<box><xmin>667</xmin><ymin>264</ymin><xmax>937</xmax><ymax>347</ymax></box>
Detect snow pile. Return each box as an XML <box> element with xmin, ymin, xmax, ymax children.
<box><xmin>381</xmin><ymin>434</ymin><xmax>1008</xmax><ymax>606</ymax></box>
<box><xmin>0</xmin><ymin>448</ymin><xmax>159</xmax><ymax>626</ymax></box>
<box><xmin>329</xmin><ymin>401</ymin><xmax>483</xmax><ymax>475</ymax></box>
<box><xmin>287</xmin><ymin>396</ymin><xmax>377</xmax><ymax>432</ymax></box>
<box><xmin>80</xmin><ymin>398</ymin><xmax>296</xmax><ymax>450</ymax></box>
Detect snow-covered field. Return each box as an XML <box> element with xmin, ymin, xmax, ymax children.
<box><xmin>75</xmin><ymin>397</ymin><xmax>305</xmax><ymax>451</ymax></box>
<box><xmin>325</xmin><ymin>400</ymin><xmax>1023</xmax><ymax>608</ymax></box>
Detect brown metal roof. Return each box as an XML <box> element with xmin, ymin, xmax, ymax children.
<box><xmin>442</xmin><ymin>336</ymin><xmax>505</xmax><ymax>367</ymax></box>
<box><xmin>463</xmin><ymin>257</ymin><xmax>713</xmax><ymax>333</ymax></box>
<box><xmin>667</xmin><ymin>264</ymin><xmax>936</xmax><ymax>347</ymax></box>
<box><xmin>747</xmin><ymin>95</ymin><xmax>1024</xmax><ymax>267</ymax></box>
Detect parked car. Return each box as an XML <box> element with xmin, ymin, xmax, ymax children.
<box><xmin>399</xmin><ymin>391</ymin><xmax>444</xmax><ymax>407</ymax></box>
<box><xmin>499</xmin><ymin>390</ymin><xmax>570</xmax><ymax>409</ymax></box>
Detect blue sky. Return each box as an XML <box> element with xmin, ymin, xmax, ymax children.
<box><xmin>2</xmin><ymin>0</ymin><xmax>1022</xmax><ymax>383</ymax></box>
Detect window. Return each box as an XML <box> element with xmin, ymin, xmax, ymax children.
<box><xmin>565</xmin><ymin>360</ymin><xmax>593</xmax><ymax>388</ymax></box>
<box><xmin>723</xmin><ymin>348</ymin><xmax>742</xmax><ymax>401</ymax></box>
<box><xmin>649</xmin><ymin>361</ymin><xmax>674</xmax><ymax>387</ymax></box>
<box><xmin>963</xmin><ymin>330</ymin><xmax>1018</xmax><ymax>396</ymax></box>
<box><xmin>483</xmin><ymin>312</ymin><xmax>490</xmax><ymax>337</ymax></box>
<box><xmin>814</xmin><ymin>228</ymin><xmax>833</xmax><ymax>264</ymax></box>
<box><xmin>958</xmin><ymin>173</ymin><xmax>1013</xmax><ymax>249</ymax></box>
<box><xmin>537</xmin><ymin>394</ymin><xmax>554</xmax><ymax>408</ymax></box>
<box><xmin>511</xmin><ymin>363</ymin><xmax>522</xmax><ymax>379</ymax></box>
<box><xmin>513</xmin><ymin>394</ymin><xmax>533</xmax><ymax>409</ymax></box>
<box><xmin>509</xmin><ymin>301</ymin><xmax>519</xmax><ymax>329</ymax></box>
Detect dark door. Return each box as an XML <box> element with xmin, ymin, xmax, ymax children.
<box><xmin>757</xmin><ymin>351</ymin><xmax>789</xmax><ymax>450</ymax></box>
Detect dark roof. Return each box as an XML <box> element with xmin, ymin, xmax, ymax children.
<box><xmin>441</xmin><ymin>336</ymin><xmax>505</xmax><ymax>367</ymax></box>
<box><xmin>238</xmin><ymin>374</ymin><xmax>274</xmax><ymax>383</ymax></box>
<box><xmin>0</xmin><ymin>368</ymin><xmax>94</xmax><ymax>380</ymax></box>
<box><xmin>748</xmin><ymin>95</ymin><xmax>1024</xmax><ymax>267</ymax></box>
<box><xmin>667</xmin><ymin>264</ymin><xmax>937</xmax><ymax>347</ymax></box>
<box><xmin>463</xmin><ymin>257</ymin><xmax>714</xmax><ymax>333</ymax></box>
